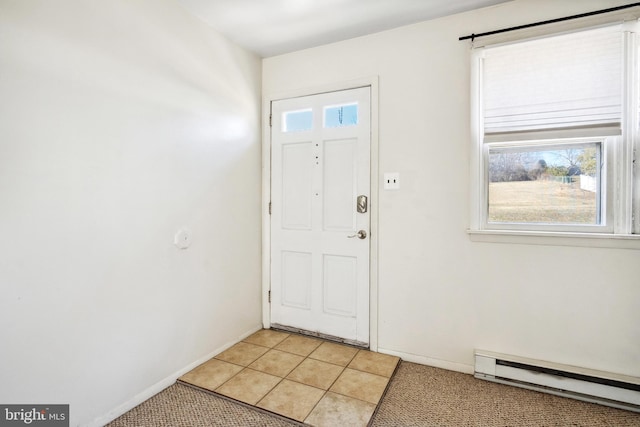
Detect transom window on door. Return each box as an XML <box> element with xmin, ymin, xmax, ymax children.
<box><xmin>470</xmin><ymin>23</ymin><xmax>639</xmax><ymax>235</ymax></box>
<box><xmin>282</xmin><ymin>108</ymin><xmax>312</xmax><ymax>132</ymax></box>
<box><xmin>281</xmin><ymin>102</ymin><xmax>359</xmax><ymax>132</ymax></box>
<box><xmin>324</xmin><ymin>103</ymin><xmax>358</xmax><ymax>128</ymax></box>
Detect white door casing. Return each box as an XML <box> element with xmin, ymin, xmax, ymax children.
<box><xmin>270</xmin><ymin>87</ymin><xmax>371</xmax><ymax>345</ymax></box>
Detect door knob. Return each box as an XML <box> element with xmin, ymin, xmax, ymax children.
<box><xmin>347</xmin><ymin>230</ymin><xmax>367</xmax><ymax>239</ymax></box>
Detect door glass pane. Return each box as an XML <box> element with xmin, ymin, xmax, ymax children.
<box><xmin>282</xmin><ymin>109</ymin><xmax>312</xmax><ymax>132</ymax></box>
<box><xmin>488</xmin><ymin>143</ymin><xmax>601</xmax><ymax>224</ymax></box>
<box><xmin>324</xmin><ymin>103</ymin><xmax>358</xmax><ymax>128</ymax></box>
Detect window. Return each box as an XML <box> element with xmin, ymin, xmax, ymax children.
<box><xmin>324</xmin><ymin>103</ymin><xmax>358</xmax><ymax>128</ymax></box>
<box><xmin>471</xmin><ymin>24</ymin><xmax>639</xmax><ymax>235</ymax></box>
<box><xmin>281</xmin><ymin>103</ymin><xmax>360</xmax><ymax>132</ymax></box>
<box><xmin>488</xmin><ymin>141</ymin><xmax>604</xmax><ymax>225</ymax></box>
<box><xmin>282</xmin><ymin>109</ymin><xmax>312</xmax><ymax>132</ymax></box>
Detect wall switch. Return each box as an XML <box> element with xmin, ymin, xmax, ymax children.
<box><xmin>383</xmin><ymin>172</ymin><xmax>400</xmax><ymax>190</ymax></box>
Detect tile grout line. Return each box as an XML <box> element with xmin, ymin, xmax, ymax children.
<box><xmin>300</xmin><ymin>362</ymin><xmax>347</xmax><ymax>425</ymax></box>
<box><xmin>210</xmin><ymin>335</ymin><xmax>291</xmax><ymax>405</ymax></box>
<box><xmin>253</xmin><ymin>353</ymin><xmax>311</xmax><ymax>413</ymax></box>
<box><xmin>241</xmin><ymin>334</ymin><xmax>293</xmax><ymax>408</ymax></box>
<box><xmin>303</xmin><ymin>349</ymin><xmax>401</xmax><ymax>424</ymax></box>
<box><xmin>248</xmin><ymin>335</ymin><xmax>359</xmax><ymax>424</ymax></box>
<box><xmin>250</xmin><ymin>334</ymin><xmax>324</xmax><ymax>424</ymax></box>
<box><xmin>301</xmin><ymin>347</ymin><xmax>361</xmax><ymax>425</ymax></box>
<box><xmin>260</xmin><ymin>338</ymin><xmax>342</xmax><ymax>423</ymax></box>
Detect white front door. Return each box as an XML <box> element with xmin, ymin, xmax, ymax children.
<box><xmin>270</xmin><ymin>87</ymin><xmax>370</xmax><ymax>345</ymax></box>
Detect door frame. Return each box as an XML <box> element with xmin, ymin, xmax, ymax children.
<box><xmin>262</xmin><ymin>77</ymin><xmax>380</xmax><ymax>351</ymax></box>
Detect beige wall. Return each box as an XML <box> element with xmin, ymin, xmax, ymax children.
<box><xmin>263</xmin><ymin>0</ymin><xmax>640</xmax><ymax>376</ymax></box>
<box><xmin>0</xmin><ymin>1</ymin><xmax>262</xmax><ymax>425</ymax></box>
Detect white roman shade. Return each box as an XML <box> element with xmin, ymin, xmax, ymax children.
<box><xmin>482</xmin><ymin>25</ymin><xmax>623</xmax><ymax>135</ymax></box>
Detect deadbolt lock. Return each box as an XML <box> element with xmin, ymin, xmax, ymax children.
<box><xmin>357</xmin><ymin>195</ymin><xmax>368</xmax><ymax>213</ymax></box>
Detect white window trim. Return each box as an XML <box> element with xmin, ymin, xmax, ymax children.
<box><xmin>469</xmin><ymin>24</ymin><xmax>640</xmax><ymax>249</ymax></box>
<box><xmin>467</xmin><ymin>229</ymin><xmax>640</xmax><ymax>250</ymax></box>
<box><xmin>622</xmin><ymin>28</ymin><xmax>640</xmax><ymax>236</ymax></box>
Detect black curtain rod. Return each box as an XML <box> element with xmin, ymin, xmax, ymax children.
<box><xmin>459</xmin><ymin>2</ymin><xmax>640</xmax><ymax>41</ymax></box>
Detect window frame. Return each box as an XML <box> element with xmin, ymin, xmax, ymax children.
<box><xmin>469</xmin><ymin>23</ymin><xmax>640</xmax><ymax>241</ymax></box>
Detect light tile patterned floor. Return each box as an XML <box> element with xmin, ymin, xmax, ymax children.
<box><xmin>179</xmin><ymin>329</ymin><xmax>400</xmax><ymax>426</ymax></box>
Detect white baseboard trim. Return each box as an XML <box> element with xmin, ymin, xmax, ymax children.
<box><xmin>87</xmin><ymin>325</ymin><xmax>263</xmax><ymax>427</ymax></box>
<box><xmin>87</xmin><ymin>370</ymin><xmax>178</xmax><ymax>427</ymax></box>
<box><xmin>378</xmin><ymin>348</ymin><xmax>474</xmax><ymax>375</ymax></box>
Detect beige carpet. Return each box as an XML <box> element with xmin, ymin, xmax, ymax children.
<box><xmin>107</xmin><ymin>382</ymin><xmax>298</xmax><ymax>427</ymax></box>
<box><xmin>372</xmin><ymin>362</ymin><xmax>640</xmax><ymax>427</ymax></box>
<box><xmin>108</xmin><ymin>361</ymin><xmax>640</xmax><ymax>427</ymax></box>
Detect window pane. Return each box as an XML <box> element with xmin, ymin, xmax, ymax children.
<box><xmin>324</xmin><ymin>104</ymin><xmax>358</xmax><ymax>128</ymax></box>
<box><xmin>282</xmin><ymin>109</ymin><xmax>312</xmax><ymax>132</ymax></box>
<box><xmin>488</xmin><ymin>144</ymin><xmax>601</xmax><ymax>225</ymax></box>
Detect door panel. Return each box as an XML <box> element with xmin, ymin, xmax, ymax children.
<box><xmin>281</xmin><ymin>251</ymin><xmax>312</xmax><ymax>309</ymax></box>
<box><xmin>281</xmin><ymin>142</ymin><xmax>313</xmax><ymax>230</ymax></box>
<box><xmin>271</xmin><ymin>87</ymin><xmax>370</xmax><ymax>345</ymax></box>
<box><xmin>323</xmin><ymin>254</ymin><xmax>357</xmax><ymax>317</ymax></box>
<box><xmin>323</xmin><ymin>138</ymin><xmax>357</xmax><ymax>231</ymax></box>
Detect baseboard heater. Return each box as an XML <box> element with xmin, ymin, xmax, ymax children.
<box><xmin>474</xmin><ymin>350</ymin><xmax>640</xmax><ymax>413</ymax></box>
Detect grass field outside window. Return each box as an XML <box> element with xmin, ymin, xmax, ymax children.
<box><xmin>488</xmin><ymin>179</ymin><xmax>597</xmax><ymax>224</ymax></box>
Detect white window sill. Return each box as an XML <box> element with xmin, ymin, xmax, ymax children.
<box><xmin>467</xmin><ymin>229</ymin><xmax>640</xmax><ymax>250</ymax></box>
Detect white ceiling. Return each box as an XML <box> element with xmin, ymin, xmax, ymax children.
<box><xmin>176</xmin><ymin>0</ymin><xmax>512</xmax><ymax>57</ymax></box>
